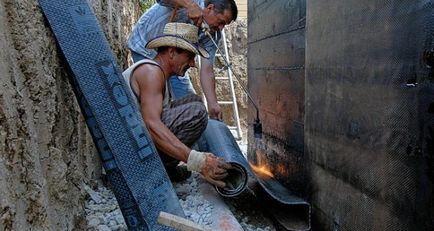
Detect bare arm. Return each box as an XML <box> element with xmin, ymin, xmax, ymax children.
<box><xmin>132</xmin><ymin>65</ymin><xmax>191</xmax><ymax>162</ymax></box>
<box><xmin>157</xmin><ymin>0</ymin><xmax>203</xmax><ymax>25</ymax></box>
<box><xmin>200</xmin><ymin>56</ymin><xmax>222</xmax><ymax>120</ymax></box>
<box><xmin>132</xmin><ymin>63</ymin><xmax>230</xmax><ymax>187</ymax></box>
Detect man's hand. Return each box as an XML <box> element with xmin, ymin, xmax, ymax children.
<box><xmin>163</xmin><ymin>1</ymin><xmax>203</xmax><ymax>25</ymax></box>
<box><xmin>185</xmin><ymin>1</ymin><xmax>203</xmax><ymax>26</ymax></box>
<box><xmin>200</xmin><ymin>152</ymin><xmax>232</xmax><ymax>187</ymax></box>
<box><xmin>199</xmin><ymin>57</ymin><xmax>221</xmax><ymax>120</ymax></box>
<box><xmin>187</xmin><ymin>150</ymin><xmax>232</xmax><ymax>188</ymax></box>
<box><xmin>207</xmin><ymin>102</ymin><xmax>222</xmax><ymax>121</ymax></box>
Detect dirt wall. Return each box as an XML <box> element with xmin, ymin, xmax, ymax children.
<box><xmin>0</xmin><ymin>0</ymin><xmax>141</xmax><ymax>230</ymax></box>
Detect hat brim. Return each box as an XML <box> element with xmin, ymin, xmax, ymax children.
<box><xmin>146</xmin><ymin>35</ymin><xmax>210</xmax><ymax>59</ymax></box>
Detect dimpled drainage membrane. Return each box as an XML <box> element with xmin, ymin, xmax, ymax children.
<box><xmin>38</xmin><ymin>1</ymin><xmax>183</xmax><ymax>230</ymax></box>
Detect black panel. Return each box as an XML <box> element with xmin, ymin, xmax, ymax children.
<box><xmin>306</xmin><ymin>0</ymin><xmax>434</xmax><ymax>230</ymax></box>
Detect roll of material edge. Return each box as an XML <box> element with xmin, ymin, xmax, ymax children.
<box><xmin>215</xmin><ymin>162</ymin><xmax>248</xmax><ymax>197</ymax></box>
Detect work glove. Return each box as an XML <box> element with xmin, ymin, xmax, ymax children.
<box><xmin>187</xmin><ymin>150</ymin><xmax>232</xmax><ymax>188</ymax></box>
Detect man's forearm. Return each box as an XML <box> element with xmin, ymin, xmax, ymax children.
<box><xmin>147</xmin><ymin>119</ymin><xmax>191</xmax><ymax>162</ymax></box>
<box><xmin>200</xmin><ymin>64</ymin><xmax>218</xmax><ymax>105</ymax></box>
<box><xmin>200</xmin><ymin>58</ymin><xmax>223</xmax><ymax>119</ymax></box>
<box><xmin>157</xmin><ymin>0</ymin><xmax>203</xmax><ymax>25</ymax></box>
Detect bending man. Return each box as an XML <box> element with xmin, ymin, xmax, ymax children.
<box><xmin>128</xmin><ymin>0</ymin><xmax>238</xmax><ymax>120</ymax></box>
<box><xmin>123</xmin><ymin>22</ymin><xmax>231</xmax><ymax>187</ymax></box>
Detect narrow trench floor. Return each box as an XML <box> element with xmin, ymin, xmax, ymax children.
<box><xmin>84</xmin><ymin>173</ymin><xmax>279</xmax><ymax>231</ymax></box>
<box><xmin>84</xmin><ymin>144</ymin><xmax>280</xmax><ymax>230</ymax></box>
<box><xmin>174</xmin><ymin>172</ymin><xmax>277</xmax><ymax>231</ymax></box>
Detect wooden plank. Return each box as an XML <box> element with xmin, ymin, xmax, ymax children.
<box><xmin>235</xmin><ymin>0</ymin><xmax>248</xmax><ymax>18</ymax></box>
<box><xmin>158</xmin><ymin>176</ymin><xmax>243</xmax><ymax>231</ymax></box>
<box><xmin>158</xmin><ymin>212</ymin><xmax>212</xmax><ymax>231</ymax></box>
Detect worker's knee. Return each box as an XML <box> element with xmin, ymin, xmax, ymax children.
<box><xmin>161</xmin><ymin>94</ymin><xmax>208</xmax><ymax>146</ymax></box>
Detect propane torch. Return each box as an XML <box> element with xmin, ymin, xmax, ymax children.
<box><xmin>201</xmin><ymin>21</ymin><xmax>262</xmax><ymax>138</ymax></box>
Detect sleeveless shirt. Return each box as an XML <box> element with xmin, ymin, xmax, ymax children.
<box><xmin>122</xmin><ymin>59</ymin><xmax>171</xmax><ymax>108</ymax></box>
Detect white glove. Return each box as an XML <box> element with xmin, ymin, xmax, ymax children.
<box><xmin>186</xmin><ymin>150</ymin><xmax>206</xmax><ymax>172</ymax></box>
<box><xmin>186</xmin><ymin>150</ymin><xmax>232</xmax><ymax>188</ymax></box>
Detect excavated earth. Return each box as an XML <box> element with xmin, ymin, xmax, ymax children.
<box><xmin>0</xmin><ymin>1</ymin><xmax>140</xmax><ymax>230</ymax></box>
<box><xmin>0</xmin><ymin>0</ymin><xmax>251</xmax><ymax>230</ymax></box>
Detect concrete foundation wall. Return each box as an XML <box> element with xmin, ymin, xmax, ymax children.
<box><xmin>0</xmin><ymin>0</ymin><xmax>141</xmax><ymax>230</ymax></box>
<box><xmin>248</xmin><ymin>0</ymin><xmax>433</xmax><ymax>230</ymax></box>
<box><xmin>305</xmin><ymin>1</ymin><xmax>433</xmax><ymax>230</ymax></box>
<box><xmin>247</xmin><ymin>0</ymin><xmax>306</xmax><ymax>196</ymax></box>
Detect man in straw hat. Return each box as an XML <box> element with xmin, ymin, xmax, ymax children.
<box><xmin>123</xmin><ymin>22</ymin><xmax>231</xmax><ymax>187</ymax></box>
<box><xmin>128</xmin><ymin>0</ymin><xmax>238</xmax><ymax>120</ymax></box>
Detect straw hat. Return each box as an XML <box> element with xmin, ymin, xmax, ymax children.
<box><xmin>146</xmin><ymin>23</ymin><xmax>209</xmax><ymax>58</ymax></box>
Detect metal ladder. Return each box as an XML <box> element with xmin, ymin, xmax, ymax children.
<box><xmin>199</xmin><ymin>29</ymin><xmax>243</xmax><ymax>140</ymax></box>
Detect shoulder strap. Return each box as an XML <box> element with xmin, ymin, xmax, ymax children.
<box><xmin>129</xmin><ymin>59</ymin><xmax>170</xmax><ymax>101</ymax></box>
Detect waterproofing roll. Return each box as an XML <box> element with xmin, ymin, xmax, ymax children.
<box><xmin>197</xmin><ymin>119</ymin><xmax>311</xmax><ymax>230</ymax></box>
<box><xmin>196</xmin><ymin>119</ymin><xmax>251</xmax><ymax>197</ymax></box>
<box><xmin>38</xmin><ymin>1</ymin><xmax>184</xmax><ymax>230</ymax></box>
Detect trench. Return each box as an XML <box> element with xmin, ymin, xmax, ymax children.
<box><xmin>84</xmin><ymin>140</ymin><xmax>279</xmax><ymax>231</ymax></box>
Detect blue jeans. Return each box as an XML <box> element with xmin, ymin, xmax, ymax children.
<box><xmin>131</xmin><ymin>50</ymin><xmax>196</xmax><ymax>99</ymax></box>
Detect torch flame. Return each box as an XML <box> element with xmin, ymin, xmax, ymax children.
<box><xmin>249</xmin><ymin>163</ymin><xmax>274</xmax><ymax>177</ymax></box>
<box><xmin>249</xmin><ymin>147</ymin><xmax>274</xmax><ymax>177</ymax></box>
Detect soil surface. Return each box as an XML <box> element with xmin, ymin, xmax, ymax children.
<box><xmin>0</xmin><ymin>1</ymin><xmax>140</xmax><ymax>230</ymax></box>
<box><xmin>0</xmin><ymin>1</ymin><xmax>249</xmax><ymax>230</ymax></box>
